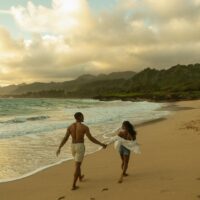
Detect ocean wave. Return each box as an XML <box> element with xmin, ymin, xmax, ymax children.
<box><xmin>0</xmin><ymin>121</ymin><xmax>67</xmax><ymax>139</ymax></box>
<box><xmin>0</xmin><ymin>115</ymin><xmax>50</xmax><ymax>124</ymax></box>
<box><xmin>27</xmin><ymin>116</ymin><xmax>50</xmax><ymax>121</ymax></box>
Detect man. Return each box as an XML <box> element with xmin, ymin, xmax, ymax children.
<box><xmin>56</xmin><ymin>112</ymin><xmax>107</xmax><ymax>190</ymax></box>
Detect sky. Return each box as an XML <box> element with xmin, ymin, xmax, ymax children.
<box><xmin>0</xmin><ymin>0</ymin><xmax>200</xmax><ymax>86</ymax></box>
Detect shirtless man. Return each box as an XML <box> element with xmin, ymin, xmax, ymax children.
<box><xmin>56</xmin><ymin>112</ymin><xmax>107</xmax><ymax>190</ymax></box>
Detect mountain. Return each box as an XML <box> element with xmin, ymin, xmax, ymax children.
<box><xmin>97</xmin><ymin>71</ymin><xmax>136</xmax><ymax>80</ymax></box>
<box><xmin>70</xmin><ymin>63</ymin><xmax>200</xmax><ymax>100</ymax></box>
<box><xmin>128</xmin><ymin>64</ymin><xmax>200</xmax><ymax>92</ymax></box>
<box><xmin>1</xmin><ymin>64</ymin><xmax>200</xmax><ymax>101</ymax></box>
<box><xmin>0</xmin><ymin>85</ymin><xmax>18</xmax><ymax>95</ymax></box>
<box><xmin>0</xmin><ymin>71</ymin><xmax>136</xmax><ymax>96</ymax></box>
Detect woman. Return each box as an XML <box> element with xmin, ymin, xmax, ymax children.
<box><xmin>118</xmin><ymin>121</ymin><xmax>137</xmax><ymax>183</ymax></box>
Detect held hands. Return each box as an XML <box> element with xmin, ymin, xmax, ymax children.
<box><xmin>102</xmin><ymin>143</ymin><xmax>107</xmax><ymax>149</ymax></box>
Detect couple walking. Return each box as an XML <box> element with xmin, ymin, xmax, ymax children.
<box><xmin>56</xmin><ymin>112</ymin><xmax>138</xmax><ymax>190</ymax></box>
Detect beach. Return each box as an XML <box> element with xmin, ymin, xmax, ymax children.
<box><xmin>0</xmin><ymin>100</ymin><xmax>200</xmax><ymax>200</ymax></box>
<box><xmin>0</xmin><ymin>99</ymin><xmax>169</xmax><ymax>181</ymax></box>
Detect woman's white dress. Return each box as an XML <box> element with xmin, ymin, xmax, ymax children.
<box><xmin>112</xmin><ymin>136</ymin><xmax>141</xmax><ymax>154</ymax></box>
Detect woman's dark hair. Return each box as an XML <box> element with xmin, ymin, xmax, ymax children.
<box><xmin>122</xmin><ymin>121</ymin><xmax>137</xmax><ymax>140</ymax></box>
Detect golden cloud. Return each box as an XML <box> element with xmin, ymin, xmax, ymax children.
<box><xmin>0</xmin><ymin>0</ymin><xmax>200</xmax><ymax>85</ymax></box>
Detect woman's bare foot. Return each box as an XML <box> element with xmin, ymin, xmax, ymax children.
<box><xmin>79</xmin><ymin>174</ymin><xmax>85</xmax><ymax>182</ymax></box>
<box><xmin>71</xmin><ymin>186</ymin><xmax>79</xmax><ymax>190</ymax></box>
<box><xmin>118</xmin><ymin>175</ymin><xmax>123</xmax><ymax>183</ymax></box>
<box><xmin>118</xmin><ymin>178</ymin><xmax>123</xmax><ymax>183</ymax></box>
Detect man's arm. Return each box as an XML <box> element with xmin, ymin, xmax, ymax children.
<box><xmin>56</xmin><ymin>128</ymin><xmax>70</xmax><ymax>156</ymax></box>
<box><xmin>85</xmin><ymin>127</ymin><xmax>107</xmax><ymax>148</ymax></box>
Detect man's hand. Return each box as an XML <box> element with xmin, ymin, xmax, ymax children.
<box><xmin>102</xmin><ymin>144</ymin><xmax>107</xmax><ymax>149</ymax></box>
<box><xmin>56</xmin><ymin>148</ymin><xmax>61</xmax><ymax>157</ymax></box>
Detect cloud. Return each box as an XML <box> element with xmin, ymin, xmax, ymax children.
<box><xmin>0</xmin><ymin>0</ymin><xmax>200</xmax><ymax>85</ymax></box>
<box><xmin>9</xmin><ymin>0</ymin><xmax>93</xmax><ymax>34</ymax></box>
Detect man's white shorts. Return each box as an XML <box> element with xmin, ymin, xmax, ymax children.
<box><xmin>71</xmin><ymin>143</ymin><xmax>85</xmax><ymax>162</ymax></box>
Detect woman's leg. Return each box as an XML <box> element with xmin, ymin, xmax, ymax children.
<box><xmin>122</xmin><ymin>155</ymin><xmax>130</xmax><ymax>176</ymax></box>
<box><xmin>120</xmin><ymin>153</ymin><xmax>124</xmax><ymax>169</ymax></box>
<box><xmin>118</xmin><ymin>154</ymin><xmax>130</xmax><ymax>183</ymax></box>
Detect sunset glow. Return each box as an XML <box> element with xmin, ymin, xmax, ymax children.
<box><xmin>0</xmin><ymin>0</ymin><xmax>200</xmax><ymax>86</ymax></box>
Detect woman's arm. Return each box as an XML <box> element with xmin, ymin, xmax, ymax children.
<box><xmin>118</xmin><ymin>131</ymin><xmax>125</xmax><ymax>138</ymax></box>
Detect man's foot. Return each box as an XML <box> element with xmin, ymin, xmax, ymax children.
<box><xmin>79</xmin><ymin>174</ymin><xmax>85</xmax><ymax>182</ymax></box>
<box><xmin>71</xmin><ymin>186</ymin><xmax>79</xmax><ymax>190</ymax></box>
<box><xmin>123</xmin><ymin>173</ymin><xmax>129</xmax><ymax>177</ymax></box>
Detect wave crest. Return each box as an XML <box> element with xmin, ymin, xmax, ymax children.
<box><xmin>0</xmin><ymin>116</ymin><xmax>50</xmax><ymax>124</ymax></box>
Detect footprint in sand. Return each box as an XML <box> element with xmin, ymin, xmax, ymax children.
<box><xmin>197</xmin><ymin>195</ymin><xmax>200</xmax><ymax>199</ymax></box>
<box><xmin>196</xmin><ymin>177</ymin><xmax>200</xmax><ymax>181</ymax></box>
<box><xmin>57</xmin><ymin>196</ymin><xmax>65</xmax><ymax>200</ymax></box>
<box><xmin>90</xmin><ymin>198</ymin><xmax>95</xmax><ymax>200</ymax></box>
<box><xmin>181</xmin><ymin>120</ymin><xmax>200</xmax><ymax>132</ymax></box>
<box><xmin>101</xmin><ymin>188</ymin><xmax>109</xmax><ymax>192</ymax></box>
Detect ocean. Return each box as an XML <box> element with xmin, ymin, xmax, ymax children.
<box><xmin>0</xmin><ymin>98</ymin><xmax>170</xmax><ymax>182</ymax></box>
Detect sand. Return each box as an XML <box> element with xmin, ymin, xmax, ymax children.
<box><xmin>0</xmin><ymin>100</ymin><xmax>200</xmax><ymax>200</ymax></box>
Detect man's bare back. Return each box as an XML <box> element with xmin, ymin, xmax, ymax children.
<box><xmin>67</xmin><ymin>122</ymin><xmax>103</xmax><ymax>145</ymax></box>
<box><xmin>68</xmin><ymin>122</ymin><xmax>88</xmax><ymax>143</ymax></box>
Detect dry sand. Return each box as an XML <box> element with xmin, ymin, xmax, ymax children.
<box><xmin>0</xmin><ymin>100</ymin><xmax>200</xmax><ymax>200</ymax></box>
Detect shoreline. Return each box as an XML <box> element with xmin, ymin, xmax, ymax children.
<box><xmin>94</xmin><ymin>95</ymin><xmax>200</xmax><ymax>103</ymax></box>
<box><xmin>0</xmin><ymin>146</ymin><xmax>103</xmax><ymax>184</ymax></box>
<box><xmin>0</xmin><ymin>116</ymin><xmax>169</xmax><ymax>184</ymax></box>
<box><xmin>0</xmin><ymin>101</ymin><xmax>190</xmax><ymax>184</ymax></box>
<box><xmin>1</xmin><ymin>95</ymin><xmax>200</xmax><ymax>103</ymax></box>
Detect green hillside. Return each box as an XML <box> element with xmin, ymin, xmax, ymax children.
<box><xmin>1</xmin><ymin>64</ymin><xmax>200</xmax><ymax>101</ymax></box>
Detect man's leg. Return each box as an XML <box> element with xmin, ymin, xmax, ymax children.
<box><xmin>72</xmin><ymin>162</ymin><xmax>81</xmax><ymax>190</ymax></box>
<box><xmin>79</xmin><ymin>163</ymin><xmax>84</xmax><ymax>182</ymax></box>
<box><xmin>72</xmin><ymin>144</ymin><xmax>85</xmax><ymax>189</ymax></box>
